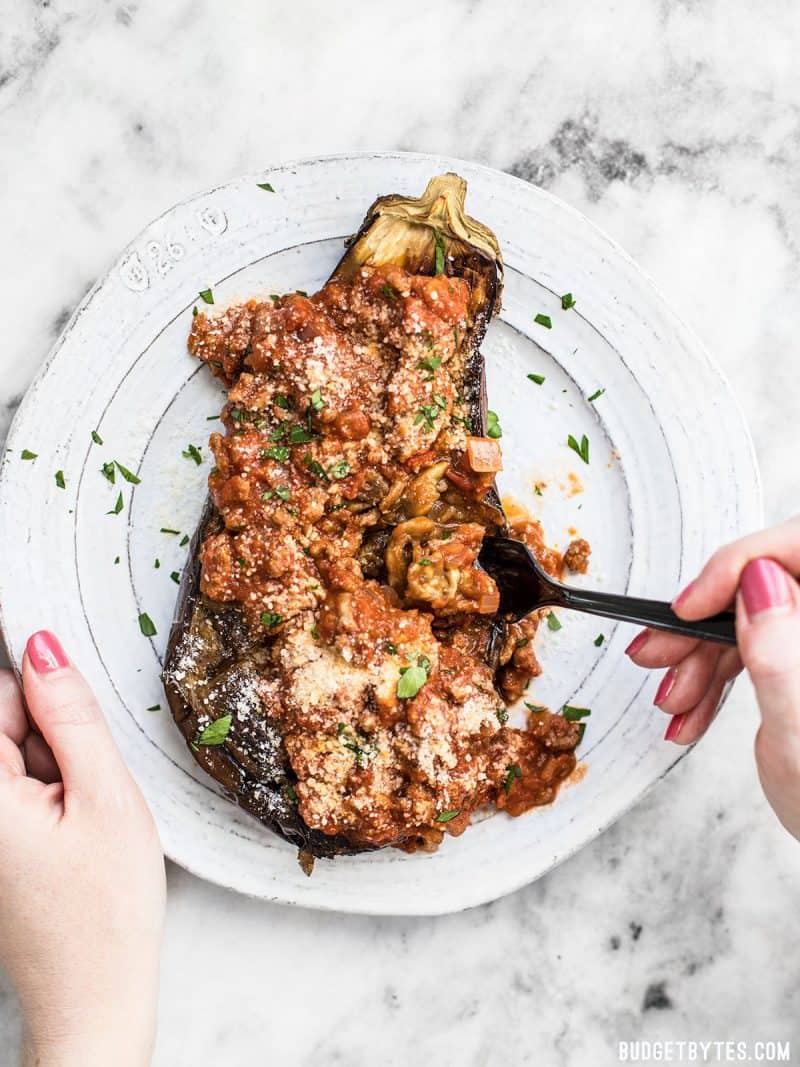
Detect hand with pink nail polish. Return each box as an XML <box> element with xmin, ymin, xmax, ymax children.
<box><xmin>625</xmin><ymin>516</ymin><xmax>800</xmax><ymax>841</ymax></box>
<box><xmin>0</xmin><ymin>631</ymin><xmax>165</xmax><ymax>1066</ymax></box>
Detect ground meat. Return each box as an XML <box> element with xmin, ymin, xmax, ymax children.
<box><xmin>564</xmin><ymin>537</ymin><xmax>591</xmax><ymax>574</ymax></box>
<box><xmin>187</xmin><ymin>264</ymin><xmax>583</xmax><ymax>851</ymax></box>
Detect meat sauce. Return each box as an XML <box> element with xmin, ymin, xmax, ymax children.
<box><xmin>188</xmin><ymin>265</ymin><xmax>589</xmax><ymax>851</ymax></box>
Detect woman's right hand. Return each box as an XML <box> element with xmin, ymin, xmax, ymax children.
<box><xmin>626</xmin><ymin>516</ymin><xmax>800</xmax><ymax>841</ymax></box>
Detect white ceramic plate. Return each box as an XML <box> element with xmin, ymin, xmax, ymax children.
<box><xmin>0</xmin><ymin>153</ymin><xmax>760</xmax><ymax>915</ymax></box>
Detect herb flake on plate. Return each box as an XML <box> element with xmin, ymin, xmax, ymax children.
<box><xmin>534</xmin><ymin>313</ymin><xmax>552</xmax><ymax>329</ymax></box>
<box><xmin>486</xmin><ymin>410</ymin><xmax>502</xmax><ymax>439</ymax></box>
<box><xmin>138</xmin><ymin>612</ymin><xmax>156</xmax><ymax>637</ymax></box>
<box><xmin>567</xmin><ymin>433</ymin><xmax>590</xmax><ymax>464</ymax></box>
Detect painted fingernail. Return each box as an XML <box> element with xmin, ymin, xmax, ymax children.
<box><xmin>740</xmin><ymin>558</ymin><xmax>792</xmax><ymax>618</ymax></box>
<box><xmin>625</xmin><ymin>630</ymin><xmax>649</xmax><ymax>657</ymax></box>
<box><xmin>664</xmin><ymin>713</ymin><xmax>685</xmax><ymax>742</ymax></box>
<box><xmin>672</xmin><ymin>580</ymin><xmax>695</xmax><ymax>609</ymax></box>
<box><xmin>654</xmin><ymin>667</ymin><xmax>677</xmax><ymax>706</ymax></box>
<box><xmin>26</xmin><ymin>631</ymin><xmax>69</xmax><ymax>674</ymax></box>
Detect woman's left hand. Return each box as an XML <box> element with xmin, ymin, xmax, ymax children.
<box><xmin>0</xmin><ymin>630</ymin><xmax>165</xmax><ymax>1067</ymax></box>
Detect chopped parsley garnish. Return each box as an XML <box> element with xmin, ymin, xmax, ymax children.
<box><xmin>196</xmin><ymin>714</ymin><xmax>232</xmax><ymax>747</ymax></box>
<box><xmin>230</xmin><ymin>408</ymin><xmax>245</xmax><ymax>422</ymax></box>
<box><xmin>147</xmin><ymin>704</ymin><xmax>161</xmax><ymax>712</ymax></box>
<box><xmin>561</xmin><ymin>292</ymin><xmax>576</xmax><ymax>310</ymax></box>
<box><xmin>414</xmin><ymin>402</ymin><xmax>444</xmax><ymax>431</ymax></box>
<box><xmin>179</xmin><ymin>534</ymin><xmax>189</xmax><ymax>547</ymax></box>
<box><xmin>101</xmin><ymin>462</ymin><xmax>115</xmax><ymax>484</ymax></box>
<box><xmin>206</xmin><ymin>414</ymin><xmax>220</xmax><ymax>420</ymax></box>
<box><xmin>192</xmin><ymin>306</ymin><xmax>199</xmax><ymax>317</ymax></box>
<box><xmin>336</xmin><ymin>722</ymin><xmax>377</xmax><ymax>768</ymax></box>
<box><xmin>138</xmin><ymin>612</ymin><xmax>156</xmax><ymax>637</ymax></box>
<box><xmin>435</xmin><ymin>810</ymin><xmax>460</xmax><ymax>823</ymax></box>
<box><xmin>154</xmin><ymin>559</ymin><xmax>160</xmax><ymax>569</ymax></box>
<box><xmin>263</xmin><ymin>445</ymin><xmax>290</xmax><ymax>462</ymax></box>
<box><xmin>256</xmin><ymin>182</ymin><xmax>275</xmax><ymax>192</ymax></box>
<box><xmin>115</xmin><ymin>461</ymin><xmax>141</xmax><ymax>484</ymax></box>
<box><xmin>433</xmin><ymin>230</ymin><xmax>446</xmax><ymax>275</ymax></box>
<box><xmin>54</xmin><ymin>470</ymin><xmax>65</xmax><ymax>489</ymax></box>
<box><xmin>567</xmin><ymin>433</ymin><xmax>590</xmax><ymax>464</ymax></box>
<box><xmin>91</xmin><ymin>430</ymin><xmax>103</xmax><ymax>445</ymax></box>
<box><xmin>397</xmin><ymin>656</ymin><xmax>431</xmax><ymax>700</ymax></box>
<box><xmin>310</xmin><ymin>389</ymin><xmax>325</xmax><ymax>411</ymax></box>
<box><xmin>182</xmin><ymin>444</ymin><xmax>202</xmax><ymax>465</ymax></box>
<box><xmin>418</xmin><ymin>355</ymin><xmax>442</xmax><ymax>378</ymax></box>
<box><xmin>310</xmin><ymin>624</ymin><xmax>320</xmax><ymax>641</ymax></box>
<box><xmin>594</xmin><ymin>633</ymin><xmax>605</xmax><ymax>647</ymax></box>
<box><xmin>486</xmin><ymin>410</ymin><xmax>502</xmax><ymax>439</ymax></box>
<box><xmin>534</xmin><ymin>313</ymin><xmax>552</xmax><ymax>329</ymax></box>
<box><xmin>20</xmin><ymin>450</ymin><xmax>37</xmax><ymax>460</ymax></box>
<box><xmin>295</xmin><ymin>289</ymin><xmax>308</xmax><ymax>297</ymax></box>
<box><xmin>274</xmin><ymin>394</ymin><xmax>291</xmax><ymax>410</ymax></box>
<box><xmin>288</xmin><ymin>425</ymin><xmax>314</xmax><ymax>445</ymax></box>
<box><xmin>503</xmin><ymin>763</ymin><xmax>522</xmax><ymax>795</ymax></box>
<box><xmin>546</xmin><ymin>612</ymin><xmax>562</xmax><ymax>632</ymax></box>
<box><xmin>198</xmin><ymin>288</ymin><xmax>214</xmax><ymax>305</ymax></box>
<box><xmin>527</xmin><ymin>373</ymin><xmax>545</xmax><ymax>385</ymax></box>
<box><xmin>534</xmin><ymin>485</ymin><xmax>543</xmax><ymax>496</ymax></box>
<box><xmin>380</xmin><ymin>282</ymin><xmax>397</xmax><ymax>301</ymax></box>
<box><xmin>576</xmin><ymin>723</ymin><xmax>587</xmax><ymax>744</ymax></box>
<box><xmin>516</xmin><ymin>637</ymin><xmax>529</xmax><ymax>648</ymax></box>
<box><xmin>496</xmin><ymin>707</ymin><xmax>509</xmax><ymax>724</ymax></box>
<box><xmin>170</xmin><ymin>571</ymin><xmax>180</xmax><ymax>584</ymax></box>
<box><xmin>304</xmin><ymin>456</ymin><xmax>328</xmax><ymax>480</ymax></box>
<box><xmin>275</xmin><ymin>486</ymin><xmax>291</xmax><ymax>501</ymax></box>
<box><xmin>563</xmin><ymin>706</ymin><xmax>591</xmax><ymax>721</ymax></box>
<box><xmin>260</xmin><ymin>612</ymin><xmax>282</xmax><ymax>629</ymax></box>
<box><xmin>329</xmin><ymin>460</ymin><xmax>349</xmax><ymax>480</ymax></box>
<box><xmin>587</xmin><ymin>388</ymin><xmax>605</xmax><ymax>403</ymax></box>
<box><xmin>107</xmin><ymin>491</ymin><xmax>123</xmax><ymax>515</ymax></box>
<box><xmin>114</xmin><ymin>556</ymin><xmax>120</xmax><ymax>564</ymax></box>
<box><xmin>417</xmin><ymin>558</ymin><xmax>433</xmax><ymax>566</ymax></box>
<box><xmin>524</xmin><ymin>702</ymin><xmax>546</xmax><ymax>713</ymax></box>
<box><xmin>384</xmin><ymin>641</ymin><xmax>398</xmax><ymax>654</ymax></box>
<box><xmin>160</xmin><ymin>527</ymin><xmax>180</xmax><ymax>535</ymax></box>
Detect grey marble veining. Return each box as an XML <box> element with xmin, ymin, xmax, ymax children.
<box><xmin>2</xmin><ymin>2</ymin><xmax>800</xmax><ymax>1064</ymax></box>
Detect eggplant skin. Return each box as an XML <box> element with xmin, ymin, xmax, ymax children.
<box><xmin>163</xmin><ymin>174</ymin><xmax>505</xmax><ymax>861</ymax></box>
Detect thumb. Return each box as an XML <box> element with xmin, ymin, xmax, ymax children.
<box><xmin>736</xmin><ymin>559</ymin><xmax>800</xmax><ymax>838</ymax></box>
<box><xmin>21</xmin><ymin>630</ymin><xmax>124</xmax><ymax>799</ymax></box>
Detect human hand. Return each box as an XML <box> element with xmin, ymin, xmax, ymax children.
<box><xmin>626</xmin><ymin>516</ymin><xmax>800</xmax><ymax>841</ymax></box>
<box><xmin>0</xmin><ymin>631</ymin><xmax>165</xmax><ymax>1067</ymax></box>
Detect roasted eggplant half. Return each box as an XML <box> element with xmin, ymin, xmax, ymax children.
<box><xmin>163</xmin><ymin>174</ymin><xmax>582</xmax><ymax>863</ymax></box>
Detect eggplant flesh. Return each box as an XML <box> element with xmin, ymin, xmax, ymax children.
<box><xmin>163</xmin><ymin>174</ymin><xmax>508</xmax><ymax>859</ymax></box>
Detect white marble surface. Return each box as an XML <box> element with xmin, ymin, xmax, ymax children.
<box><xmin>2</xmin><ymin>2</ymin><xmax>800</xmax><ymax>1064</ymax></box>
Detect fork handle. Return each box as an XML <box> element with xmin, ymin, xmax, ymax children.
<box><xmin>552</xmin><ymin>585</ymin><xmax>737</xmax><ymax>646</ymax></box>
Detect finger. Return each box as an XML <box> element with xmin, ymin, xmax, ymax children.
<box><xmin>672</xmin><ymin>516</ymin><xmax>800</xmax><ymax>620</ymax></box>
<box><xmin>664</xmin><ymin>672</ymin><xmax>728</xmax><ymax>746</ymax></box>
<box><xmin>651</xmin><ymin>642</ymin><xmax>723</xmax><ymax>715</ymax></box>
<box><xmin>22</xmin><ymin>731</ymin><xmax>61</xmax><ymax>784</ymax></box>
<box><xmin>0</xmin><ymin>669</ymin><xmax>29</xmax><ymax>746</ymax></box>
<box><xmin>21</xmin><ymin>630</ymin><xmax>125</xmax><ymax>801</ymax></box>
<box><xmin>0</xmin><ymin>733</ymin><xmax>26</xmax><ymax>777</ymax></box>
<box><xmin>735</xmin><ymin>559</ymin><xmax>800</xmax><ymax>737</ymax></box>
<box><xmin>625</xmin><ymin>628</ymin><xmax>700</xmax><ymax>668</ymax></box>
